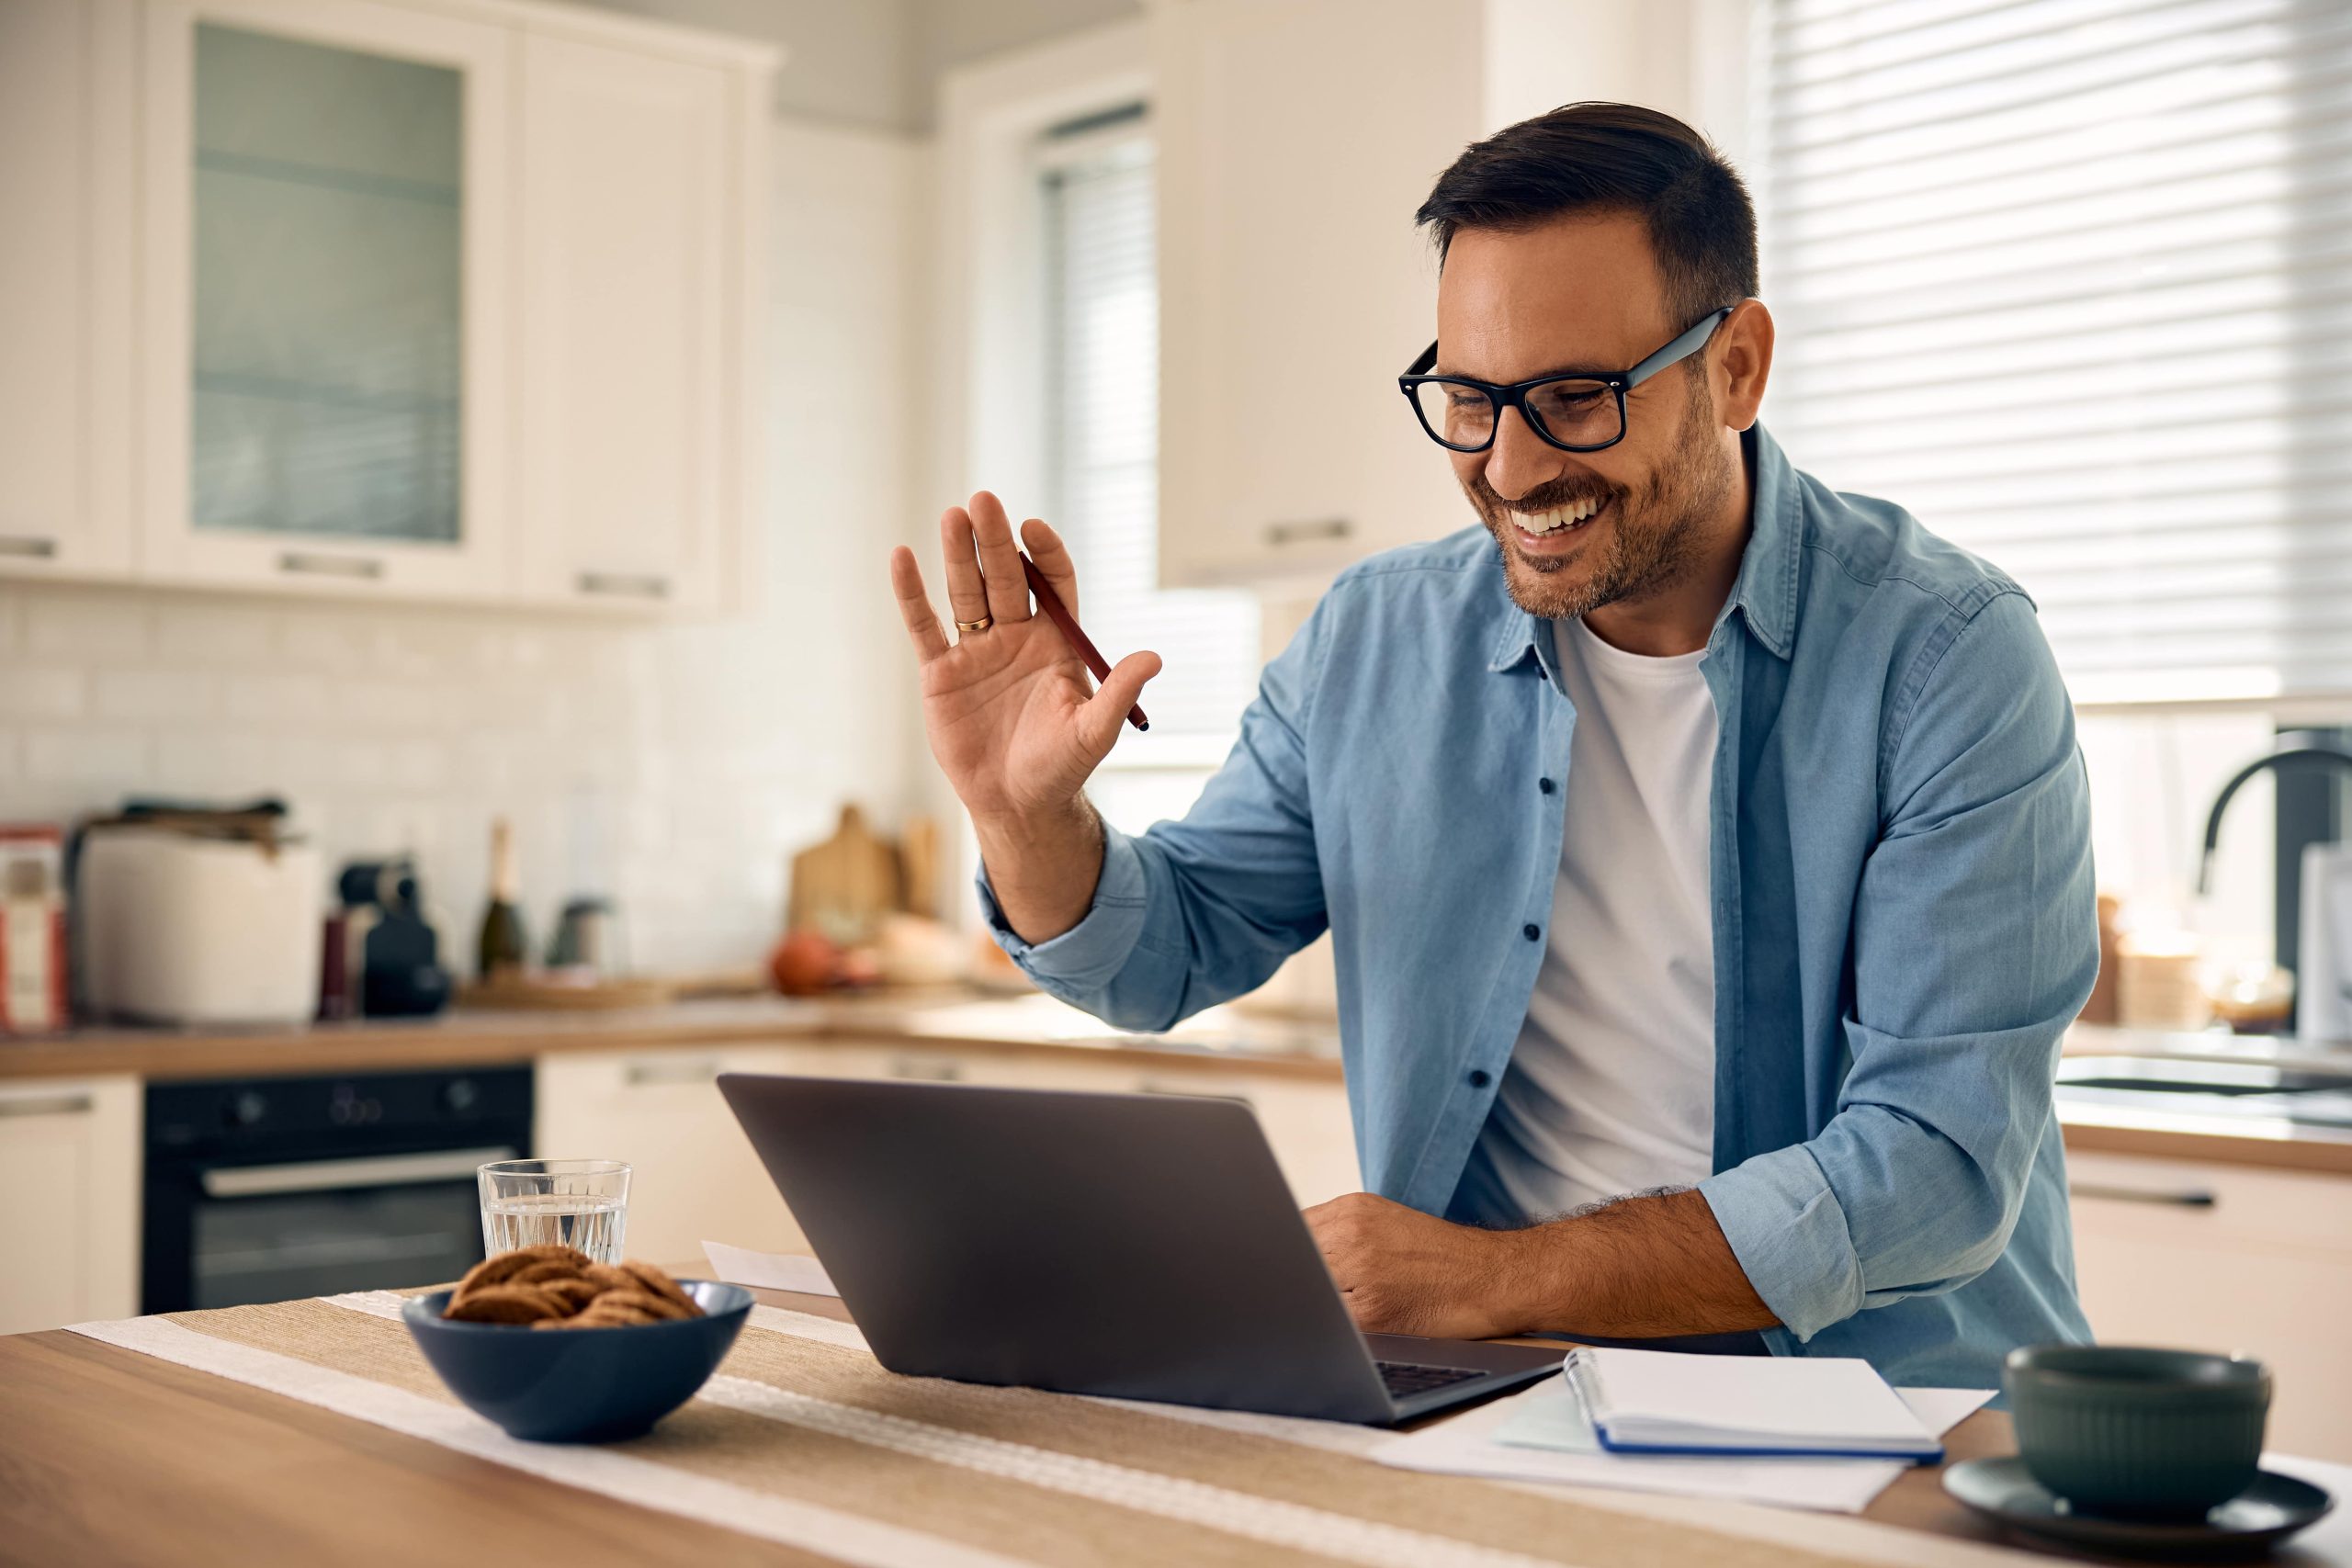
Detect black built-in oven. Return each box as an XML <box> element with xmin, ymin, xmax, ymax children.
<box><xmin>143</xmin><ymin>1066</ymin><xmax>533</xmax><ymax>1314</ymax></box>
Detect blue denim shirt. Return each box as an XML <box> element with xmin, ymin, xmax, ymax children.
<box><xmin>981</xmin><ymin>425</ymin><xmax>2098</xmax><ymax>1390</ymax></box>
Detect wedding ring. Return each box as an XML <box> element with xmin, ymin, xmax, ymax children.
<box><xmin>955</xmin><ymin>615</ymin><xmax>993</xmax><ymax>633</ymax></box>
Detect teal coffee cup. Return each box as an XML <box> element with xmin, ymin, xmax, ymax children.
<box><xmin>2004</xmin><ymin>1345</ymin><xmax>2271</xmax><ymax>1518</ymax></box>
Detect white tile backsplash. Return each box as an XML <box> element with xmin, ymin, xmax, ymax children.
<box><xmin>0</xmin><ymin>668</ymin><xmax>85</xmax><ymax>721</ymax></box>
<box><xmin>21</xmin><ymin>727</ymin><xmax>153</xmax><ymax>788</ymax></box>
<box><xmin>90</xmin><ymin>669</ymin><xmax>219</xmax><ymax>724</ymax></box>
<box><xmin>154</xmin><ymin>603</ymin><xmax>276</xmax><ymax>665</ymax></box>
<box><xmin>0</xmin><ymin>118</ymin><xmax>930</xmax><ymax>979</ymax></box>
<box><xmin>22</xmin><ymin>593</ymin><xmax>151</xmax><ymax>662</ymax></box>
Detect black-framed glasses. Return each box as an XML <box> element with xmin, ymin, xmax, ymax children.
<box><xmin>1397</xmin><ymin>307</ymin><xmax>1734</xmax><ymax>454</ymax></box>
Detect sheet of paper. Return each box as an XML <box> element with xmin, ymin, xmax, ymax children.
<box><xmin>1372</xmin><ymin>1378</ymin><xmax>1994</xmax><ymax>1515</ymax></box>
<box><xmin>701</xmin><ymin>1241</ymin><xmax>838</xmax><ymax>1297</ymax></box>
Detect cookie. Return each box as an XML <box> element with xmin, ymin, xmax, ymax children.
<box><xmin>578</xmin><ymin>1301</ymin><xmax>661</xmax><ymax>1326</ymax></box>
<box><xmin>542</xmin><ymin>1278</ymin><xmax>604</xmax><ymax>1314</ymax></box>
<box><xmin>617</xmin><ymin>1260</ymin><xmax>702</xmax><ymax>1318</ymax></box>
<box><xmin>505</xmin><ymin>1259</ymin><xmax>587</xmax><ymax>1289</ymax></box>
<box><xmin>581</xmin><ymin>1263</ymin><xmax>635</xmax><ymax>1292</ymax></box>
<box><xmin>443</xmin><ymin>1283</ymin><xmax>565</xmax><ymax>1324</ymax></box>
<box><xmin>452</xmin><ymin>1245</ymin><xmax>591</xmax><ymax>1300</ymax></box>
<box><xmin>537</xmin><ymin>1300</ymin><xmax>660</xmax><ymax>1329</ymax></box>
<box><xmin>584</xmin><ymin>1288</ymin><xmax>691</xmax><ymax>1322</ymax></box>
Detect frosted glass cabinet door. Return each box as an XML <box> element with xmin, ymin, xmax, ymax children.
<box><xmin>141</xmin><ymin>0</ymin><xmax>514</xmax><ymax>598</ymax></box>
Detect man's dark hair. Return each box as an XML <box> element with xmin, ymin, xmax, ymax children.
<box><xmin>1416</xmin><ymin>102</ymin><xmax>1758</xmax><ymax>333</ymax></box>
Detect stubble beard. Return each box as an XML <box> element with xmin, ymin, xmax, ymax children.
<box><xmin>1470</xmin><ymin>371</ymin><xmax>1735</xmax><ymax>623</ymax></box>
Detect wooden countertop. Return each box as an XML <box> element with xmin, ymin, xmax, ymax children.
<box><xmin>0</xmin><ymin>1277</ymin><xmax>2068</xmax><ymax>1568</ymax></box>
<box><xmin>0</xmin><ymin>988</ymin><xmax>1349</xmax><ymax>1085</ymax></box>
<box><xmin>9</xmin><ymin>997</ymin><xmax>2352</xmax><ymax>1174</ymax></box>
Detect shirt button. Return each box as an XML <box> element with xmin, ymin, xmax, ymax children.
<box><xmin>1537</xmin><ymin>776</ymin><xmax>1555</xmax><ymax>794</ymax></box>
<box><xmin>1468</xmin><ymin>1069</ymin><xmax>1491</xmax><ymax>1089</ymax></box>
<box><xmin>1521</xmin><ymin>923</ymin><xmax>1541</xmax><ymax>942</ymax></box>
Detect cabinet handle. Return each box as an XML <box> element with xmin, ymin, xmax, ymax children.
<box><xmin>1138</xmin><ymin>1079</ymin><xmax>1250</xmax><ymax>1107</ymax></box>
<box><xmin>202</xmin><ymin>1145</ymin><xmax>516</xmax><ymax>1198</ymax></box>
<box><xmin>890</xmin><ymin>1055</ymin><xmax>964</xmax><ymax>1082</ymax></box>
<box><xmin>0</xmin><ymin>535</ymin><xmax>58</xmax><ymax>559</ymax></box>
<box><xmin>1262</xmin><ymin>518</ymin><xmax>1350</xmax><ymax>547</ymax></box>
<box><xmin>578</xmin><ymin>571</ymin><xmax>671</xmax><ymax>600</ymax></box>
<box><xmin>2070</xmin><ymin>1181</ymin><xmax>2217</xmax><ymax>1208</ymax></box>
<box><xmin>279</xmin><ymin>550</ymin><xmax>384</xmax><ymax>580</ymax></box>
<box><xmin>625</xmin><ymin>1057</ymin><xmax>722</xmax><ymax>1086</ymax></box>
<box><xmin>0</xmin><ymin>1093</ymin><xmax>94</xmax><ymax>1118</ymax></box>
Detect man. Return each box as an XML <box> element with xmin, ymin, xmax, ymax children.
<box><xmin>887</xmin><ymin>103</ymin><xmax>2097</xmax><ymax>1390</ymax></box>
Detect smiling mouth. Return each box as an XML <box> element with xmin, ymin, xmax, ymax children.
<box><xmin>1508</xmin><ymin>494</ymin><xmax>1609</xmax><ymax>546</ymax></box>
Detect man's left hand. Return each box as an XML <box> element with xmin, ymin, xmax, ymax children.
<box><xmin>1302</xmin><ymin>1192</ymin><xmax>1532</xmax><ymax>1340</ymax></box>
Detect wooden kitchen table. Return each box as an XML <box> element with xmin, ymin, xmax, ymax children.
<box><xmin>0</xmin><ymin>1281</ymin><xmax>2190</xmax><ymax>1568</ymax></box>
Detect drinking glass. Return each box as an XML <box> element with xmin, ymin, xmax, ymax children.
<box><xmin>478</xmin><ymin>1158</ymin><xmax>630</xmax><ymax>1263</ymax></box>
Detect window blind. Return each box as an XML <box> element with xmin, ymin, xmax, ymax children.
<box><xmin>1041</xmin><ymin>121</ymin><xmax>1261</xmax><ymax>755</ymax></box>
<box><xmin>1755</xmin><ymin>0</ymin><xmax>2352</xmax><ymax>705</ymax></box>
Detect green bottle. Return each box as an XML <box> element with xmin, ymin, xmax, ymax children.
<box><xmin>476</xmin><ymin>816</ymin><xmax>528</xmax><ymax>980</ymax></box>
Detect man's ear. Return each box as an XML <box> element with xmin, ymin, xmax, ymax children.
<box><xmin>1714</xmin><ymin>299</ymin><xmax>1774</xmax><ymax>433</ymax></box>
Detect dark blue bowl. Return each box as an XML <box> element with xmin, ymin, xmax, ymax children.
<box><xmin>401</xmin><ymin>1280</ymin><xmax>752</xmax><ymax>1441</ymax></box>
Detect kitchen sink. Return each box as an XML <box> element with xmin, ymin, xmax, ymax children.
<box><xmin>2054</xmin><ymin>1055</ymin><xmax>2352</xmax><ymax>1129</ymax></box>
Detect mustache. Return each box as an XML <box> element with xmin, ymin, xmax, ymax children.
<box><xmin>1470</xmin><ymin>471</ymin><xmax>1621</xmax><ymax>516</ymax></box>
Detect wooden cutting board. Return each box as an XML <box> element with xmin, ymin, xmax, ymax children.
<box><xmin>786</xmin><ymin>804</ymin><xmax>901</xmax><ymax>942</ymax></box>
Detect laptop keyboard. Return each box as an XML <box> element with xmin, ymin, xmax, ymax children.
<box><xmin>1376</xmin><ymin>1360</ymin><xmax>1485</xmax><ymax>1399</ymax></box>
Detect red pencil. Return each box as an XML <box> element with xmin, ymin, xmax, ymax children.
<box><xmin>1019</xmin><ymin>551</ymin><xmax>1149</xmax><ymax>732</ymax></box>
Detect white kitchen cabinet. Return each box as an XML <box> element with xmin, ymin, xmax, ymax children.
<box><xmin>2067</xmin><ymin>1148</ymin><xmax>2352</xmax><ymax>1461</ymax></box>
<box><xmin>536</xmin><ymin>1046</ymin><xmax>807</xmax><ymax>1267</ymax></box>
<box><xmin>514</xmin><ymin>26</ymin><xmax>757</xmax><ymax>615</ymax></box>
<box><xmin>140</xmin><ymin>0</ymin><xmax>520</xmax><ymax>600</ymax></box>
<box><xmin>535</xmin><ymin>1040</ymin><xmax>1359</xmax><ymax>1268</ymax></box>
<box><xmin>535</xmin><ymin>1040</ymin><xmax>926</xmax><ymax>1265</ymax></box>
<box><xmin>0</xmin><ymin>1077</ymin><xmax>141</xmax><ymax>1335</ymax></box>
<box><xmin>0</xmin><ymin>0</ymin><xmax>770</xmax><ymax>610</ymax></box>
<box><xmin>968</xmin><ymin>1050</ymin><xmax>1359</xmax><ymax>1208</ymax></box>
<box><xmin>0</xmin><ymin>0</ymin><xmax>136</xmax><ymax>581</ymax></box>
<box><xmin>1153</xmin><ymin>0</ymin><xmax>1726</xmax><ymax>590</ymax></box>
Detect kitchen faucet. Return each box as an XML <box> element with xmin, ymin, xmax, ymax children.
<box><xmin>2197</xmin><ymin>731</ymin><xmax>2352</xmax><ymax>1039</ymax></box>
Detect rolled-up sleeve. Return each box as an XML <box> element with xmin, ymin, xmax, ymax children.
<box><xmin>976</xmin><ymin>591</ymin><xmax>1337</xmax><ymax>1033</ymax></box>
<box><xmin>1701</xmin><ymin>589</ymin><xmax>2098</xmax><ymax>1341</ymax></box>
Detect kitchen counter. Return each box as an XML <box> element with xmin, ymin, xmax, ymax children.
<box><xmin>0</xmin><ymin>987</ymin><xmax>1348</xmax><ymax>1085</ymax></box>
<box><xmin>2057</xmin><ymin>1022</ymin><xmax>2352</xmax><ymax>1176</ymax></box>
<box><xmin>11</xmin><ymin>997</ymin><xmax>2352</xmax><ymax>1175</ymax></box>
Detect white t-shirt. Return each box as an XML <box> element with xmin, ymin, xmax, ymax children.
<box><xmin>1456</xmin><ymin>615</ymin><xmax>1719</xmax><ymax>1222</ymax></box>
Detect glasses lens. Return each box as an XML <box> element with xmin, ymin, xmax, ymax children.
<box><xmin>1412</xmin><ymin>380</ymin><xmax>1495</xmax><ymax>450</ymax></box>
<box><xmin>1525</xmin><ymin>378</ymin><xmax>1621</xmax><ymax>449</ymax></box>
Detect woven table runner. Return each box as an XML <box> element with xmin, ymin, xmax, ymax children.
<box><xmin>69</xmin><ymin>1295</ymin><xmax>1899</xmax><ymax>1568</ymax></box>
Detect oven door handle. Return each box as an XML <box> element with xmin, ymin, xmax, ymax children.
<box><xmin>199</xmin><ymin>1145</ymin><xmax>519</xmax><ymax>1199</ymax></box>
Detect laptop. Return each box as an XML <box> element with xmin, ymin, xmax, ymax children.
<box><xmin>716</xmin><ymin>1073</ymin><xmax>1561</xmax><ymax>1425</ymax></box>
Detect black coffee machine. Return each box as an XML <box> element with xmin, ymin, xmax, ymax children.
<box><xmin>334</xmin><ymin>858</ymin><xmax>451</xmax><ymax>1017</ymax></box>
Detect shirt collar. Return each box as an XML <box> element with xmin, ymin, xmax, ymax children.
<box><xmin>1484</xmin><ymin>423</ymin><xmax>1804</xmax><ymax>674</ymax></box>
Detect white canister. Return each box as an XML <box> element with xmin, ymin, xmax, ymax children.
<box><xmin>77</xmin><ymin>828</ymin><xmax>322</xmax><ymax>1026</ymax></box>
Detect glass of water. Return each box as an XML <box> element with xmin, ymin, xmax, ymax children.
<box><xmin>478</xmin><ymin>1158</ymin><xmax>630</xmax><ymax>1263</ymax></box>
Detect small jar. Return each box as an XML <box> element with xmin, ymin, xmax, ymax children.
<box><xmin>2115</xmin><ymin>931</ymin><xmax>2211</xmax><ymax>1031</ymax></box>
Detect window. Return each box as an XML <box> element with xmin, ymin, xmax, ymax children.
<box><xmin>1755</xmin><ymin>0</ymin><xmax>2352</xmax><ymax>705</ymax></box>
<box><xmin>1037</xmin><ymin>113</ymin><xmax>1260</xmax><ymax>829</ymax></box>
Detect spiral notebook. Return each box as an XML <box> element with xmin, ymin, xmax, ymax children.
<box><xmin>1556</xmin><ymin>1347</ymin><xmax>1944</xmax><ymax>1461</ymax></box>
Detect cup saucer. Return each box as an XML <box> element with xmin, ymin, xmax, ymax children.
<box><xmin>1943</xmin><ymin>1457</ymin><xmax>2333</xmax><ymax>1562</ymax></box>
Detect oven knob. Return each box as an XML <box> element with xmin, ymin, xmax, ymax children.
<box><xmin>223</xmin><ymin>1090</ymin><xmax>267</xmax><ymax>1128</ymax></box>
<box><xmin>442</xmin><ymin>1077</ymin><xmax>480</xmax><ymax>1114</ymax></box>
